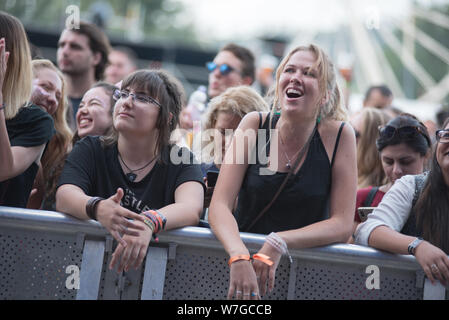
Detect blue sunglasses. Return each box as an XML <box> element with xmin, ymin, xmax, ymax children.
<box><xmin>206</xmin><ymin>62</ymin><xmax>235</xmax><ymax>75</ymax></box>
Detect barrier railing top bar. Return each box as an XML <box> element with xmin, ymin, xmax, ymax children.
<box><xmin>159</xmin><ymin>226</ymin><xmax>421</xmax><ymax>270</ymax></box>
<box><xmin>0</xmin><ymin>206</ymin><xmax>108</xmax><ymax>237</ymax></box>
<box><xmin>0</xmin><ymin>206</ymin><xmax>421</xmax><ymax>270</ymax></box>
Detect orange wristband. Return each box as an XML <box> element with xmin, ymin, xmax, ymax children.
<box><xmin>228</xmin><ymin>254</ymin><xmax>251</xmax><ymax>267</ymax></box>
<box><xmin>252</xmin><ymin>253</ymin><xmax>274</xmax><ymax>266</ymax></box>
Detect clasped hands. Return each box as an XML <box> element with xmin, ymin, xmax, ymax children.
<box><xmin>228</xmin><ymin>243</ymin><xmax>282</xmax><ymax>300</ymax></box>
<box><xmin>94</xmin><ymin>188</ymin><xmax>154</xmax><ymax>273</ymax></box>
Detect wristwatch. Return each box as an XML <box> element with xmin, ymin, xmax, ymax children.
<box><xmin>407</xmin><ymin>237</ymin><xmax>424</xmax><ymax>255</ymax></box>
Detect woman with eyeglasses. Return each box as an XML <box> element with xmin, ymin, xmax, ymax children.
<box><xmin>56</xmin><ymin>70</ymin><xmax>205</xmax><ymax>272</ymax></box>
<box><xmin>349</xmin><ymin>113</ymin><xmax>432</xmax><ymax>241</ymax></box>
<box><xmin>355</xmin><ymin>117</ymin><xmax>449</xmax><ymax>286</ymax></box>
<box><xmin>208</xmin><ymin>44</ymin><xmax>357</xmax><ymax>299</ymax></box>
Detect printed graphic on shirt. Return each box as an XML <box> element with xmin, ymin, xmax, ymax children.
<box><xmin>121</xmin><ymin>188</ymin><xmax>151</xmax><ymax>213</ymax></box>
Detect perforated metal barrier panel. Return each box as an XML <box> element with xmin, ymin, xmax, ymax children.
<box><xmin>0</xmin><ymin>228</ymin><xmax>82</xmax><ymax>300</ymax></box>
<box><xmin>293</xmin><ymin>260</ymin><xmax>422</xmax><ymax>300</ymax></box>
<box><xmin>0</xmin><ymin>207</ymin><xmax>446</xmax><ymax>300</ymax></box>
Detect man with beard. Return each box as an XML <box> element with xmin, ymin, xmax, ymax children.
<box><xmin>57</xmin><ymin>21</ymin><xmax>111</xmax><ymax>129</ymax></box>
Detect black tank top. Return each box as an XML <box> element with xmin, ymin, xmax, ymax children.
<box><xmin>234</xmin><ymin>113</ymin><xmax>345</xmax><ymax>234</ymax></box>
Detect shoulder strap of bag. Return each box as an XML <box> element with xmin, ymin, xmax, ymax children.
<box><xmin>246</xmin><ymin>124</ymin><xmax>318</xmax><ymax>231</ymax></box>
<box><xmin>363</xmin><ymin>186</ymin><xmax>379</xmax><ymax>207</ymax></box>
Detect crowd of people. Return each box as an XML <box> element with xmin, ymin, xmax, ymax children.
<box><xmin>1</xmin><ymin>10</ymin><xmax>448</xmax><ymax>299</ymax></box>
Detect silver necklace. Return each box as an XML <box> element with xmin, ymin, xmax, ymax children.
<box><xmin>279</xmin><ymin>132</ymin><xmax>301</xmax><ymax>170</ymax></box>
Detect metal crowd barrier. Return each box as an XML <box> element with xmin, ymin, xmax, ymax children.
<box><xmin>0</xmin><ymin>206</ymin><xmax>447</xmax><ymax>300</ymax></box>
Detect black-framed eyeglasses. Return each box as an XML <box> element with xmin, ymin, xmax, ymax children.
<box><xmin>206</xmin><ymin>62</ymin><xmax>235</xmax><ymax>76</ymax></box>
<box><xmin>113</xmin><ymin>89</ymin><xmax>162</xmax><ymax>108</ymax></box>
<box><xmin>378</xmin><ymin>125</ymin><xmax>430</xmax><ymax>146</ymax></box>
<box><xmin>436</xmin><ymin>129</ymin><xmax>449</xmax><ymax>144</ymax></box>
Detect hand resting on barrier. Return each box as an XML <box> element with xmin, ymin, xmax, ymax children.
<box><xmin>56</xmin><ymin>185</ymin><xmax>146</xmax><ymax>247</ymax></box>
<box><xmin>109</xmin><ymin>219</ymin><xmax>153</xmax><ymax>273</ymax></box>
<box><xmin>96</xmin><ymin>188</ymin><xmax>147</xmax><ymax>247</ymax></box>
<box><xmin>252</xmin><ymin>241</ymin><xmax>282</xmax><ymax>296</ymax></box>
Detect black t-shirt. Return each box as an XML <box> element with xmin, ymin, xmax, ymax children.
<box><xmin>0</xmin><ymin>105</ymin><xmax>55</xmax><ymax>207</ymax></box>
<box><xmin>57</xmin><ymin>136</ymin><xmax>205</xmax><ymax>213</ymax></box>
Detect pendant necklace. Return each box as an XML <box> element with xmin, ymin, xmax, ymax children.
<box><xmin>118</xmin><ymin>152</ymin><xmax>158</xmax><ymax>182</ymax></box>
<box><xmin>279</xmin><ymin>132</ymin><xmax>299</xmax><ymax>170</ymax></box>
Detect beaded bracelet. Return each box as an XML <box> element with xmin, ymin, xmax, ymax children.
<box><xmin>265</xmin><ymin>232</ymin><xmax>293</xmax><ymax>263</ymax></box>
<box><xmin>0</xmin><ymin>103</ymin><xmax>5</xmax><ymax>111</ymax></box>
<box><xmin>142</xmin><ymin>216</ymin><xmax>155</xmax><ymax>233</ymax></box>
<box><xmin>143</xmin><ymin>212</ymin><xmax>160</xmax><ymax>233</ymax></box>
<box><xmin>142</xmin><ymin>210</ymin><xmax>167</xmax><ymax>233</ymax></box>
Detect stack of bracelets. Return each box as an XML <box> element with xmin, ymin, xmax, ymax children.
<box><xmin>227</xmin><ymin>233</ymin><xmax>292</xmax><ymax>267</ymax></box>
<box><xmin>265</xmin><ymin>232</ymin><xmax>293</xmax><ymax>263</ymax></box>
<box><xmin>142</xmin><ymin>209</ymin><xmax>167</xmax><ymax>241</ymax></box>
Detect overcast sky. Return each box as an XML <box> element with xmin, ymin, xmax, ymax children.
<box><xmin>178</xmin><ymin>0</ymin><xmax>449</xmax><ymax>41</ymax></box>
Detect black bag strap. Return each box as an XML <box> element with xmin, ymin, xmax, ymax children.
<box><xmin>363</xmin><ymin>186</ymin><xmax>379</xmax><ymax>207</ymax></box>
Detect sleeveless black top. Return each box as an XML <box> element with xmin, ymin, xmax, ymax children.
<box><xmin>234</xmin><ymin>113</ymin><xmax>345</xmax><ymax>234</ymax></box>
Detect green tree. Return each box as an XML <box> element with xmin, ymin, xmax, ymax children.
<box><xmin>0</xmin><ymin>0</ymin><xmax>198</xmax><ymax>44</ymax></box>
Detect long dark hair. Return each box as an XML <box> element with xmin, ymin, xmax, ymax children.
<box><xmin>376</xmin><ymin>113</ymin><xmax>431</xmax><ymax>156</ymax></box>
<box><xmin>101</xmin><ymin>69</ymin><xmax>184</xmax><ymax>162</ymax></box>
<box><xmin>413</xmin><ymin>117</ymin><xmax>449</xmax><ymax>253</ymax></box>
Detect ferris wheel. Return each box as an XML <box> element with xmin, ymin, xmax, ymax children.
<box><xmin>287</xmin><ymin>1</ymin><xmax>448</xmax><ymax>120</ymax></box>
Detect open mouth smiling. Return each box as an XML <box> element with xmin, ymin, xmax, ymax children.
<box><xmin>286</xmin><ymin>88</ymin><xmax>304</xmax><ymax>99</ymax></box>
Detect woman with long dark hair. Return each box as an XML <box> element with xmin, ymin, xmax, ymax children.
<box><xmin>56</xmin><ymin>69</ymin><xmax>204</xmax><ymax>272</ymax></box>
<box><xmin>355</xmin><ymin>117</ymin><xmax>449</xmax><ymax>285</ymax></box>
<box><xmin>350</xmin><ymin>114</ymin><xmax>431</xmax><ymax>239</ymax></box>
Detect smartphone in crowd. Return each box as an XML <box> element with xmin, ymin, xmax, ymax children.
<box><xmin>206</xmin><ymin>170</ymin><xmax>219</xmax><ymax>187</ymax></box>
<box><xmin>357</xmin><ymin>207</ymin><xmax>375</xmax><ymax>222</ymax></box>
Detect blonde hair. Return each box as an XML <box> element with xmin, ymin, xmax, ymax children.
<box><xmin>272</xmin><ymin>44</ymin><xmax>347</xmax><ymax>121</ymax></box>
<box><xmin>0</xmin><ymin>11</ymin><xmax>32</xmax><ymax>120</ymax></box>
<box><xmin>31</xmin><ymin>59</ymin><xmax>73</xmax><ymax>201</ymax></box>
<box><xmin>204</xmin><ymin>86</ymin><xmax>269</xmax><ymax>130</ymax></box>
<box><xmin>202</xmin><ymin>86</ymin><xmax>269</xmax><ymax>162</ymax></box>
<box><xmin>356</xmin><ymin>107</ymin><xmax>392</xmax><ymax>188</ymax></box>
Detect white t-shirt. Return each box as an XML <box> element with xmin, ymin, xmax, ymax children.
<box><xmin>354</xmin><ymin>175</ymin><xmax>416</xmax><ymax>246</ymax></box>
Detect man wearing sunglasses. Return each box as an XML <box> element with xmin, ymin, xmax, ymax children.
<box><xmin>206</xmin><ymin>43</ymin><xmax>255</xmax><ymax>99</ymax></box>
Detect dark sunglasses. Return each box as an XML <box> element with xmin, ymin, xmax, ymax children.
<box><xmin>436</xmin><ymin>129</ymin><xmax>449</xmax><ymax>143</ymax></box>
<box><xmin>206</xmin><ymin>62</ymin><xmax>235</xmax><ymax>76</ymax></box>
<box><xmin>378</xmin><ymin>125</ymin><xmax>430</xmax><ymax>146</ymax></box>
